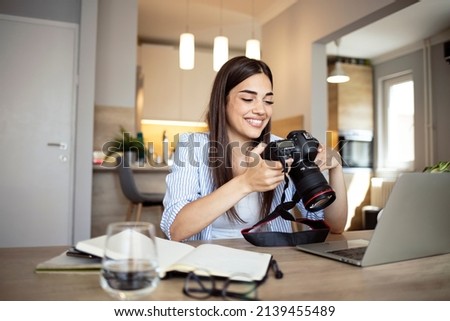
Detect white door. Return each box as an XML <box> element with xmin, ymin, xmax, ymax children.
<box><xmin>0</xmin><ymin>15</ymin><xmax>78</xmax><ymax>247</ymax></box>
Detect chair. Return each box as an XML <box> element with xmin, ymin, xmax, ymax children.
<box><xmin>116</xmin><ymin>156</ymin><xmax>165</xmax><ymax>222</ymax></box>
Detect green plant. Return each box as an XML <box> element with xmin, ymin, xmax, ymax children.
<box><xmin>423</xmin><ymin>161</ymin><xmax>450</xmax><ymax>173</ymax></box>
<box><xmin>105</xmin><ymin>126</ymin><xmax>145</xmax><ymax>156</ymax></box>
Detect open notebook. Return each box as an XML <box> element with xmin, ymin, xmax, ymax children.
<box><xmin>296</xmin><ymin>173</ymin><xmax>450</xmax><ymax>267</ymax></box>
<box><xmin>37</xmin><ymin>235</ymin><xmax>272</xmax><ymax>281</ymax></box>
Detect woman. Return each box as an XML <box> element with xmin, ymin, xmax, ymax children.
<box><xmin>161</xmin><ymin>56</ymin><xmax>347</xmax><ymax>241</ymax></box>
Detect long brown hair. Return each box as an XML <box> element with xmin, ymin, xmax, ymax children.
<box><xmin>206</xmin><ymin>56</ymin><xmax>274</xmax><ymax>222</ymax></box>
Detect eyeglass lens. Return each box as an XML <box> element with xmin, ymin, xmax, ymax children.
<box><xmin>184</xmin><ymin>271</ymin><xmax>258</xmax><ymax>300</ymax></box>
<box><xmin>223</xmin><ymin>276</ymin><xmax>258</xmax><ymax>301</ymax></box>
<box><xmin>183</xmin><ymin>272</ymin><xmax>215</xmax><ymax>299</ymax></box>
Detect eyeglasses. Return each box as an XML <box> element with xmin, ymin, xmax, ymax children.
<box><xmin>183</xmin><ymin>269</ymin><xmax>259</xmax><ymax>301</ymax></box>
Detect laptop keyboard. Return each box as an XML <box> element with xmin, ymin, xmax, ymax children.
<box><xmin>328</xmin><ymin>246</ymin><xmax>367</xmax><ymax>261</ymax></box>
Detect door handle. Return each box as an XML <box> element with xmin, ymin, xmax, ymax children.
<box><xmin>47</xmin><ymin>142</ymin><xmax>67</xmax><ymax>150</ymax></box>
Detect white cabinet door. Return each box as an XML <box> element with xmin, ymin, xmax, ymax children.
<box><xmin>141</xmin><ymin>44</ymin><xmax>182</xmax><ymax>120</ymax></box>
<box><xmin>180</xmin><ymin>49</ymin><xmax>215</xmax><ymax>121</ymax></box>
<box><xmin>0</xmin><ymin>15</ymin><xmax>78</xmax><ymax>247</ymax></box>
<box><xmin>140</xmin><ymin>44</ymin><xmax>215</xmax><ymax>122</ymax></box>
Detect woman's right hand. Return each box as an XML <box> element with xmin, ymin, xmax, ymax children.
<box><xmin>240</xmin><ymin>143</ymin><xmax>286</xmax><ymax>193</ymax></box>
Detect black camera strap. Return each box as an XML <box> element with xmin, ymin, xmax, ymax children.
<box><xmin>241</xmin><ymin>173</ymin><xmax>330</xmax><ymax>247</ymax></box>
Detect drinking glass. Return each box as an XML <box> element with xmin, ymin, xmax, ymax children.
<box><xmin>100</xmin><ymin>222</ymin><xmax>160</xmax><ymax>300</ymax></box>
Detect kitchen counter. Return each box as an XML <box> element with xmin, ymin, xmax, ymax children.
<box><xmin>93</xmin><ymin>163</ymin><xmax>171</xmax><ymax>172</ymax></box>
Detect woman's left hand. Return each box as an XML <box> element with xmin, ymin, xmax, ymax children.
<box><xmin>314</xmin><ymin>144</ymin><xmax>342</xmax><ymax>171</ymax></box>
<box><xmin>315</xmin><ymin>144</ymin><xmax>348</xmax><ymax>234</ymax></box>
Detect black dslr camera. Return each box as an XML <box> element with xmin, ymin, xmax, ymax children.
<box><xmin>262</xmin><ymin>130</ymin><xmax>336</xmax><ymax>212</ymax></box>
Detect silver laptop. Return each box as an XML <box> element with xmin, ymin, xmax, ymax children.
<box><xmin>296</xmin><ymin>173</ymin><xmax>450</xmax><ymax>267</ymax></box>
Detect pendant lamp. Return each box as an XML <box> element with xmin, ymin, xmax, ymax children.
<box><xmin>245</xmin><ymin>0</ymin><xmax>260</xmax><ymax>60</ymax></box>
<box><xmin>213</xmin><ymin>0</ymin><xmax>228</xmax><ymax>71</ymax></box>
<box><xmin>246</xmin><ymin>39</ymin><xmax>260</xmax><ymax>60</ymax></box>
<box><xmin>179</xmin><ymin>33</ymin><xmax>195</xmax><ymax>70</ymax></box>
<box><xmin>327</xmin><ymin>39</ymin><xmax>350</xmax><ymax>83</ymax></box>
<box><xmin>213</xmin><ymin>36</ymin><xmax>229</xmax><ymax>71</ymax></box>
<box><xmin>179</xmin><ymin>0</ymin><xmax>195</xmax><ymax>70</ymax></box>
<box><xmin>327</xmin><ymin>61</ymin><xmax>350</xmax><ymax>83</ymax></box>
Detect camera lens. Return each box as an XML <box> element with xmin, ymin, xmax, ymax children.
<box><xmin>260</xmin><ymin>130</ymin><xmax>337</xmax><ymax>212</ymax></box>
<box><xmin>289</xmin><ymin>165</ymin><xmax>336</xmax><ymax>212</ymax></box>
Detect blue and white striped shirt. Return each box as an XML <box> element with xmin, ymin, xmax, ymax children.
<box><xmin>160</xmin><ymin>132</ymin><xmax>324</xmax><ymax>241</ymax></box>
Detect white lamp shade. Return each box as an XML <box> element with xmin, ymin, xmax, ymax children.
<box><xmin>213</xmin><ymin>36</ymin><xmax>229</xmax><ymax>72</ymax></box>
<box><xmin>327</xmin><ymin>61</ymin><xmax>350</xmax><ymax>83</ymax></box>
<box><xmin>245</xmin><ymin>39</ymin><xmax>260</xmax><ymax>60</ymax></box>
<box><xmin>179</xmin><ymin>33</ymin><xmax>195</xmax><ymax>70</ymax></box>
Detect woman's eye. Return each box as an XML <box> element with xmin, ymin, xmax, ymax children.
<box><xmin>240</xmin><ymin>96</ymin><xmax>273</xmax><ymax>105</ymax></box>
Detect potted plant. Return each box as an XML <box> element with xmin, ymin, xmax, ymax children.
<box><xmin>103</xmin><ymin>126</ymin><xmax>145</xmax><ymax>166</ymax></box>
<box><xmin>423</xmin><ymin>161</ymin><xmax>450</xmax><ymax>173</ymax></box>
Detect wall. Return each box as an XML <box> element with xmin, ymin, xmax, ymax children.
<box><xmin>93</xmin><ymin>106</ymin><xmax>136</xmax><ymax>151</ymax></box>
<box><xmin>95</xmin><ymin>0</ymin><xmax>137</xmax><ymax>108</ymax></box>
<box><xmin>0</xmin><ymin>0</ymin><xmax>80</xmax><ymax>22</ymax></box>
<box><xmin>93</xmin><ymin>0</ymin><xmax>139</xmax><ymax>180</ymax></box>
<box><xmin>430</xmin><ymin>37</ymin><xmax>450</xmax><ymax>162</ymax></box>
<box><xmin>373</xmin><ymin>30</ymin><xmax>450</xmax><ymax>172</ymax></box>
<box><xmin>261</xmin><ymin>0</ymin><xmax>409</xmax><ymax>143</ymax></box>
<box><xmin>75</xmin><ymin>0</ymin><xmax>97</xmax><ymax>242</ymax></box>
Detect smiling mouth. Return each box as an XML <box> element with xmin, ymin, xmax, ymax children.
<box><xmin>246</xmin><ymin>118</ymin><xmax>264</xmax><ymax>127</ymax></box>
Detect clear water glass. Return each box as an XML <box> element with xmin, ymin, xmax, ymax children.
<box><xmin>100</xmin><ymin>222</ymin><xmax>160</xmax><ymax>300</ymax></box>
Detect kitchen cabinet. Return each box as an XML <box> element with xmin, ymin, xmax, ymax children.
<box><xmin>139</xmin><ymin>44</ymin><xmax>216</xmax><ymax>121</ymax></box>
<box><xmin>328</xmin><ymin>63</ymin><xmax>373</xmax><ymax>132</ymax></box>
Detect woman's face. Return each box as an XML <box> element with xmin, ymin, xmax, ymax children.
<box><xmin>226</xmin><ymin>73</ymin><xmax>273</xmax><ymax>143</ymax></box>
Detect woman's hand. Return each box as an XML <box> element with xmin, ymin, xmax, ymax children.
<box><xmin>239</xmin><ymin>143</ymin><xmax>286</xmax><ymax>193</ymax></box>
<box><xmin>314</xmin><ymin>144</ymin><xmax>342</xmax><ymax>171</ymax></box>
<box><xmin>313</xmin><ymin>144</ymin><xmax>347</xmax><ymax>234</ymax></box>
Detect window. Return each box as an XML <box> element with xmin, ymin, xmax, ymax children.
<box><xmin>378</xmin><ymin>73</ymin><xmax>415</xmax><ymax>171</ymax></box>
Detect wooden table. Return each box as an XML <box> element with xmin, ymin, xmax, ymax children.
<box><xmin>0</xmin><ymin>231</ymin><xmax>449</xmax><ymax>300</ymax></box>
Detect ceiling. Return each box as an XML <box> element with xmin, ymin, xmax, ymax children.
<box><xmin>138</xmin><ymin>0</ymin><xmax>297</xmax><ymax>49</ymax></box>
<box><xmin>328</xmin><ymin>0</ymin><xmax>450</xmax><ymax>60</ymax></box>
<box><xmin>138</xmin><ymin>0</ymin><xmax>450</xmax><ymax>60</ymax></box>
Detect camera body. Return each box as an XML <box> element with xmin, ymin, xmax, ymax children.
<box><xmin>262</xmin><ymin>130</ymin><xmax>336</xmax><ymax>212</ymax></box>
